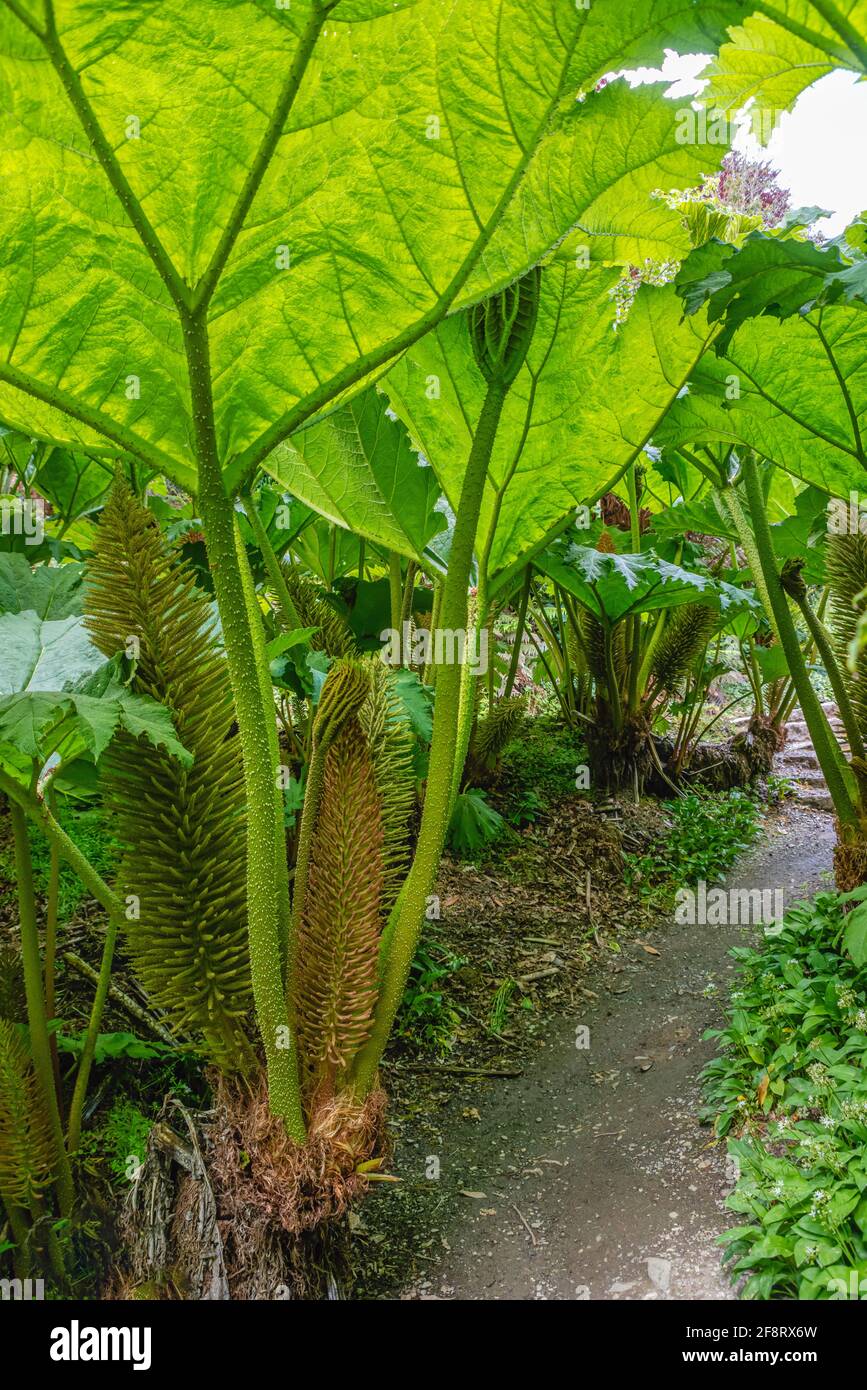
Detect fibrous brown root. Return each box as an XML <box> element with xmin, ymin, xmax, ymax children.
<box><xmin>114</xmin><ymin>1095</ymin><xmax>229</xmax><ymax>1300</ymax></box>
<box><xmin>113</xmin><ymin>1079</ymin><xmax>388</xmax><ymax>1300</ymax></box>
<box><xmin>211</xmin><ymin>1073</ymin><xmax>387</xmax><ymax>1244</ymax></box>
<box><xmin>586</xmin><ymin>716</ymin><xmax>653</xmax><ymax>794</ymax></box>
<box><xmin>833</xmin><ymin>823</ymin><xmax>867</xmax><ymax>891</ymax></box>
<box><xmin>652</xmin><ymin>715</ymin><xmax>783</xmax><ymax>792</ymax></box>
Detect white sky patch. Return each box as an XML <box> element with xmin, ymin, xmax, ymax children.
<box><xmin>621</xmin><ymin>52</ymin><xmax>867</xmax><ymax>236</ymax></box>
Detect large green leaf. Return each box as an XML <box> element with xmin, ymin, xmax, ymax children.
<box><xmin>701</xmin><ymin>2</ymin><xmax>867</xmax><ymax>139</ymax></box>
<box><xmin>0</xmin><ymin>1</ymin><xmax>732</xmax><ymax>494</ymax></box>
<box><xmin>0</xmin><ymin>676</ymin><xmax>191</xmax><ymax>768</ymax></box>
<box><xmin>650</xmin><ymin>494</ymin><xmax>740</xmax><ymax>545</ymax></box>
<box><xmin>657</xmin><ymin>304</ymin><xmax>867</xmax><ymax>497</ymax></box>
<box><xmin>0</xmin><ymin>553</ymin><xmax>84</xmax><ymax>618</ymax></box>
<box><xmin>536</xmin><ymin>539</ymin><xmax>758</xmax><ymax>624</ymax></box>
<box><xmin>676</xmin><ymin>233</ymin><xmax>867</xmax><ymax>352</ymax></box>
<box><xmin>0</xmin><ymin>610</ymin><xmax>104</xmax><ymax>693</ymax></box>
<box><xmin>843</xmin><ymin>900</ymin><xmax>867</xmax><ymax>967</ymax></box>
<box><xmin>265</xmin><ymin>387</ymin><xmax>444</xmax><ymax>562</ymax></box>
<box><xmin>32</xmin><ymin>446</ymin><xmax>117</xmax><ymax>523</ymax></box>
<box><xmin>382</xmin><ymin>257</ymin><xmax>718</xmax><ymax>589</ymax></box>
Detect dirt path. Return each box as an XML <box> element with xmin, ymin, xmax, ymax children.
<box><xmin>363</xmin><ymin>805</ymin><xmax>835</xmax><ymax>1301</ymax></box>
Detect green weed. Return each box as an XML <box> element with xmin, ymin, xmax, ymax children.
<box><xmin>702</xmin><ymin>890</ymin><xmax>867</xmax><ymax>1299</ymax></box>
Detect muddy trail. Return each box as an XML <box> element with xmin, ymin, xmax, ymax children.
<box><xmin>354</xmin><ymin>805</ymin><xmax>835</xmax><ymax>1300</ymax></box>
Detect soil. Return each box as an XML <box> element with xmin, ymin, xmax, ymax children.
<box><xmin>351</xmin><ymin>803</ymin><xmax>835</xmax><ymax>1300</ymax></box>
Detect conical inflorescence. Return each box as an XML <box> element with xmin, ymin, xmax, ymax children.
<box><xmin>650</xmin><ymin>604</ymin><xmax>716</xmax><ymax>695</ymax></box>
<box><xmin>84</xmin><ymin>481</ymin><xmax>253</xmax><ymax>1068</ymax></box>
<box><xmin>0</xmin><ymin>1019</ymin><xmax>56</xmax><ymax>1206</ymax></box>
<box><xmin>827</xmin><ymin>533</ymin><xmax>867</xmax><ymax>742</ymax></box>
<box><xmin>291</xmin><ymin>658</ymin><xmax>415</xmax><ymax>1110</ymax></box>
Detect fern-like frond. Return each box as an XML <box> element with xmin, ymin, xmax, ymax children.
<box><xmin>0</xmin><ymin>1020</ymin><xmax>55</xmax><ymax>1204</ymax></box>
<box><xmin>827</xmin><ymin>533</ymin><xmax>867</xmax><ymax>739</ymax></box>
<box><xmin>650</xmin><ymin>604</ymin><xmax>716</xmax><ymax>694</ymax></box>
<box><xmin>294</xmin><ymin>720</ymin><xmax>384</xmax><ymax>1097</ymax></box>
<box><xmin>84</xmin><ymin>481</ymin><xmax>252</xmax><ymax>1068</ymax></box>
<box><xmin>282</xmin><ymin>569</ymin><xmax>357</xmax><ymax>658</ymax></box>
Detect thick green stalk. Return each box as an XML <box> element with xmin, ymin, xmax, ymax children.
<box><xmin>185</xmin><ymin>311</ymin><xmax>304</xmax><ymax>1141</ymax></box>
<box><xmin>401</xmin><ymin>560</ymin><xmax>419</xmax><ymax>627</ymax></box>
<box><xmin>774</xmin><ymin>596</ymin><xmax>825</xmax><ymax>728</ymax></box>
<box><xmin>0</xmin><ymin>774</ymin><xmax>125</xmax><ymax>1158</ymax></box>
<box><xmin>626</xmin><ymin>462</ymin><xmax>643</xmax><ymax>712</ymax></box>
<box><xmin>241</xmin><ymin>491</ymin><xmax>302</xmax><ymax>631</ymax></box>
<box><xmin>9</xmin><ymin>802</ymin><xmax>74</xmax><ymax>1218</ymax></box>
<box><xmin>285</xmin><ymin>727</ymin><xmax>333</xmax><ymax>1025</ymax></box>
<box><xmin>44</xmin><ymin>839</ymin><xmax>59</xmax><ymax>1020</ymax></box>
<box><xmin>554</xmin><ymin>587</ymin><xmax>573</xmax><ymax>713</ymax></box>
<box><xmin>602</xmin><ymin>624</ymin><xmax>624</xmax><ymax>732</ymax></box>
<box><xmin>526</xmin><ymin>613</ymin><xmax>571</xmax><ymax>721</ymax></box>
<box><xmin>722</xmin><ymin>484</ymin><xmax>852</xmax><ymax>786</ymax></box>
<box><xmin>327</xmin><ymin>525</ymin><xmax>336</xmax><ymax>588</ymax></box>
<box><xmin>3</xmin><ymin>1198</ymin><xmax>31</xmax><ymax>1278</ymax></box>
<box><xmin>635</xmin><ymin>610</ymin><xmax>667</xmax><ymax>706</ymax></box>
<box><xmin>528</xmin><ymin>585</ymin><xmax>563</xmax><ymax>677</ymax></box>
<box><xmin>235</xmin><ymin>520</ymin><xmax>293</xmax><ymax>968</ymax></box>
<box><xmin>748</xmin><ymin>641</ymin><xmax>765</xmax><ymax>715</ymax></box>
<box><xmin>0</xmin><ymin>770</ymin><xmax>122</xmax><ymax>920</ymax></box>
<box><xmin>351</xmin><ymin>379</ymin><xmax>508</xmax><ymax>1093</ymax></box>
<box><xmin>44</xmin><ymin>798</ymin><xmax>61</xmax><ymax>1104</ymax></box>
<box><xmin>503</xmin><ymin>566</ymin><xmax>532</xmax><ymax>698</ymax></box>
<box><xmin>449</xmin><ymin>594</ymin><xmax>485</xmax><ymax>808</ymax></box>
<box><xmin>66</xmin><ymin>914</ymin><xmax>119</xmax><ymax>1155</ymax></box>
<box><xmin>738</xmin><ymin>458</ymin><xmax>860</xmax><ymax>827</ymax></box>
<box><xmin>388</xmin><ymin>552</ymin><xmax>403</xmax><ymax>636</ymax></box>
<box><xmin>717</xmin><ymin>486</ymin><xmax>777</xmax><ymax>627</ymax></box>
<box><xmin>423</xmin><ymin>579</ymin><xmax>443</xmax><ymax>686</ymax></box>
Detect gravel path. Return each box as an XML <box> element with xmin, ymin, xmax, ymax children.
<box><xmin>390</xmin><ymin>806</ymin><xmax>835</xmax><ymax>1301</ymax></box>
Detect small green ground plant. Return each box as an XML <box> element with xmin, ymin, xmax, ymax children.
<box><xmin>0</xmin><ymin>805</ymin><xmax>115</xmax><ymax>924</ymax></box>
<box><xmin>394</xmin><ymin>939</ymin><xmax>466</xmax><ymax>1057</ymax></box>
<box><xmin>703</xmin><ymin>891</ymin><xmax>867</xmax><ymax>1298</ymax></box>
<box><xmin>626</xmin><ymin>789</ymin><xmax>761</xmax><ymax>905</ymax></box>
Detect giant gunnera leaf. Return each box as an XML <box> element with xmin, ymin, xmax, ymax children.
<box><xmin>701</xmin><ymin>2</ymin><xmax>867</xmax><ymax>141</ymax></box>
<box><xmin>382</xmin><ymin>254</ymin><xmax>718</xmax><ymax>592</ymax></box>
<box><xmin>0</xmin><ymin>1</ymin><xmax>738</xmax><ymax>497</ymax></box>
<box><xmin>535</xmin><ymin>540</ymin><xmax>759</xmax><ymax>625</ymax></box>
